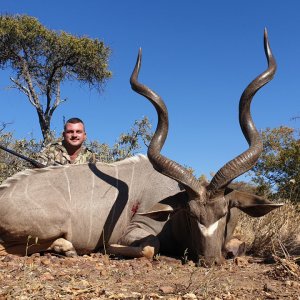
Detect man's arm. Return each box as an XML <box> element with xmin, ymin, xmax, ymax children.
<box><xmin>37</xmin><ymin>144</ymin><xmax>64</xmax><ymax>166</ymax></box>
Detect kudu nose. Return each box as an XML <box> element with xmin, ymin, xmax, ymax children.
<box><xmin>196</xmin><ymin>255</ymin><xmax>225</xmax><ymax>267</ymax></box>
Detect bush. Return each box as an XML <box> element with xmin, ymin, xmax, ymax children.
<box><xmin>251</xmin><ymin>126</ymin><xmax>300</xmax><ymax>203</ymax></box>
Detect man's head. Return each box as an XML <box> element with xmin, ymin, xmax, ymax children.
<box><xmin>63</xmin><ymin>118</ymin><xmax>87</xmax><ymax>149</ymax></box>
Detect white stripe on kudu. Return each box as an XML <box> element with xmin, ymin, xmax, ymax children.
<box><xmin>198</xmin><ymin>220</ymin><xmax>220</xmax><ymax>237</ymax></box>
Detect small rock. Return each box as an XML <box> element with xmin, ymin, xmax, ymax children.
<box><xmin>41</xmin><ymin>258</ymin><xmax>51</xmax><ymax>266</ymax></box>
<box><xmin>44</xmin><ymin>253</ymin><xmax>53</xmax><ymax>259</ymax></box>
<box><xmin>108</xmin><ymin>293</ymin><xmax>126</xmax><ymax>299</ymax></box>
<box><xmin>263</xmin><ymin>283</ymin><xmax>276</xmax><ymax>292</ymax></box>
<box><xmin>183</xmin><ymin>293</ymin><xmax>197</xmax><ymax>299</ymax></box>
<box><xmin>145</xmin><ymin>261</ymin><xmax>153</xmax><ymax>268</ymax></box>
<box><xmin>263</xmin><ymin>292</ymin><xmax>276</xmax><ymax>299</ymax></box>
<box><xmin>55</xmin><ymin>270</ymin><xmax>67</xmax><ymax>276</ymax></box>
<box><xmin>148</xmin><ymin>293</ymin><xmax>161</xmax><ymax>299</ymax></box>
<box><xmin>24</xmin><ymin>257</ymin><xmax>35</xmax><ymax>265</ymax></box>
<box><xmin>159</xmin><ymin>285</ymin><xmax>174</xmax><ymax>294</ymax></box>
<box><xmin>187</xmin><ymin>260</ymin><xmax>196</xmax><ymax>267</ymax></box>
<box><xmin>234</xmin><ymin>256</ymin><xmax>248</xmax><ymax>267</ymax></box>
<box><xmin>100</xmin><ymin>269</ymin><xmax>108</xmax><ymax>276</ymax></box>
<box><xmin>284</xmin><ymin>280</ymin><xmax>291</xmax><ymax>286</ymax></box>
<box><xmin>131</xmin><ymin>292</ymin><xmax>142</xmax><ymax>297</ymax></box>
<box><xmin>284</xmin><ymin>280</ymin><xmax>300</xmax><ymax>287</ymax></box>
<box><xmin>291</xmin><ymin>281</ymin><xmax>300</xmax><ymax>288</ymax></box>
<box><xmin>102</xmin><ymin>254</ymin><xmax>110</xmax><ymax>265</ymax></box>
<box><xmin>221</xmin><ymin>292</ymin><xmax>233</xmax><ymax>300</ymax></box>
<box><xmin>31</xmin><ymin>253</ymin><xmax>40</xmax><ymax>258</ymax></box>
<box><xmin>60</xmin><ymin>258</ymin><xmax>75</xmax><ymax>267</ymax></box>
<box><xmin>2</xmin><ymin>255</ymin><xmax>13</xmax><ymax>262</ymax></box>
<box><xmin>40</xmin><ymin>271</ymin><xmax>55</xmax><ymax>281</ymax></box>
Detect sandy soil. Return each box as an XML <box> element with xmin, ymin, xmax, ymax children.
<box><xmin>0</xmin><ymin>253</ymin><xmax>299</xmax><ymax>299</ymax></box>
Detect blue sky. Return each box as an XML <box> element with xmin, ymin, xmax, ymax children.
<box><xmin>0</xmin><ymin>1</ymin><xmax>299</xmax><ymax>180</ymax></box>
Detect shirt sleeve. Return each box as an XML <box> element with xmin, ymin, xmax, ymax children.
<box><xmin>36</xmin><ymin>145</ymin><xmax>56</xmax><ymax>166</ymax></box>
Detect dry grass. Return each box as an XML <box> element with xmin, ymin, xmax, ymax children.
<box><xmin>2</xmin><ymin>253</ymin><xmax>299</xmax><ymax>299</ymax></box>
<box><xmin>234</xmin><ymin>201</ymin><xmax>300</xmax><ymax>258</ymax></box>
<box><xmin>267</xmin><ymin>255</ymin><xmax>300</xmax><ymax>281</ymax></box>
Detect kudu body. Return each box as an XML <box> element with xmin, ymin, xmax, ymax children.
<box><xmin>0</xmin><ymin>30</ymin><xmax>282</xmax><ymax>265</ymax></box>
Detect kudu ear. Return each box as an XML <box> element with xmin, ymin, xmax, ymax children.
<box><xmin>137</xmin><ymin>203</ymin><xmax>175</xmax><ymax>221</ymax></box>
<box><xmin>226</xmin><ymin>189</ymin><xmax>283</xmax><ymax>217</ymax></box>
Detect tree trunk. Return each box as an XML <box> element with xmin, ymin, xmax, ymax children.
<box><xmin>36</xmin><ymin>110</ymin><xmax>52</xmax><ymax>146</ymax></box>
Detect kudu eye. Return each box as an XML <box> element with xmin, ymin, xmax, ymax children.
<box><xmin>218</xmin><ymin>201</ymin><xmax>228</xmax><ymax>216</ymax></box>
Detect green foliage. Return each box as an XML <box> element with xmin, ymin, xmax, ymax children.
<box><xmin>0</xmin><ymin>130</ymin><xmax>43</xmax><ymax>184</ymax></box>
<box><xmin>87</xmin><ymin>117</ymin><xmax>152</xmax><ymax>163</ymax></box>
<box><xmin>0</xmin><ymin>14</ymin><xmax>112</xmax><ymax>143</ymax></box>
<box><xmin>251</xmin><ymin>126</ymin><xmax>300</xmax><ymax>202</ymax></box>
<box><xmin>111</xmin><ymin>117</ymin><xmax>152</xmax><ymax>161</ymax></box>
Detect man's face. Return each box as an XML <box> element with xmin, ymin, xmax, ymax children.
<box><xmin>63</xmin><ymin>122</ymin><xmax>86</xmax><ymax>148</ymax></box>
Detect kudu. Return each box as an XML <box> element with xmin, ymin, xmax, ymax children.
<box><xmin>0</xmin><ymin>30</ymin><xmax>282</xmax><ymax>266</ymax></box>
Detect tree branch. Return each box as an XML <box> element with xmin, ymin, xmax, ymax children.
<box><xmin>45</xmin><ymin>63</ymin><xmax>63</xmax><ymax>115</ymax></box>
<box><xmin>48</xmin><ymin>87</ymin><xmax>60</xmax><ymax>117</ymax></box>
<box><xmin>20</xmin><ymin>57</ymin><xmax>41</xmax><ymax>110</ymax></box>
<box><xmin>10</xmin><ymin>77</ymin><xmax>37</xmax><ymax>108</ymax></box>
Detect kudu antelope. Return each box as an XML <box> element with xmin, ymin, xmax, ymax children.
<box><xmin>0</xmin><ymin>30</ymin><xmax>282</xmax><ymax>266</ymax></box>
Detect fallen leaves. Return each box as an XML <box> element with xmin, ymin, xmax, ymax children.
<box><xmin>0</xmin><ymin>254</ymin><xmax>300</xmax><ymax>299</ymax></box>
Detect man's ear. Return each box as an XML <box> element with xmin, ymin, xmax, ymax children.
<box><xmin>226</xmin><ymin>189</ymin><xmax>283</xmax><ymax>217</ymax></box>
<box><xmin>137</xmin><ymin>203</ymin><xmax>175</xmax><ymax>221</ymax></box>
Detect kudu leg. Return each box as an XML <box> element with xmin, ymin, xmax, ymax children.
<box><xmin>107</xmin><ymin>244</ymin><xmax>155</xmax><ymax>259</ymax></box>
<box><xmin>0</xmin><ymin>237</ymin><xmax>77</xmax><ymax>257</ymax></box>
<box><xmin>108</xmin><ymin>227</ymin><xmax>160</xmax><ymax>259</ymax></box>
<box><xmin>48</xmin><ymin>238</ymin><xmax>77</xmax><ymax>257</ymax></box>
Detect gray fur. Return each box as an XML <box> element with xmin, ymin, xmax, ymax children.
<box><xmin>0</xmin><ymin>154</ymin><xmax>282</xmax><ymax>265</ymax></box>
<box><xmin>0</xmin><ymin>155</ymin><xmax>182</xmax><ymax>254</ymax></box>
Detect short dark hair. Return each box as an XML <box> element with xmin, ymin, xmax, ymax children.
<box><xmin>64</xmin><ymin>117</ymin><xmax>85</xmax><ymax>131</ymax></box>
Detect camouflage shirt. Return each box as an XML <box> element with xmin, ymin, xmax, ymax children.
<box><xmin>37</xmin><ymin>141</ymin><xmax>95</xmax><ymax>166</ymax></box>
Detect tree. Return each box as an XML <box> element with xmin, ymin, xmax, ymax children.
<box><xmin>251</xmin><ymin>126</ymin><xmax>300</xmax><ymax>202</ymax></box>
<box><xmin>0</xmin><ymin>14</ymin><xmax>112</xmax><ymax>144</ymax></box>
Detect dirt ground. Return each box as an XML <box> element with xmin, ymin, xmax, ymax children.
<box><xmin>0</xmin><ymin>253</ymin><xmax>300</xmax><ymax>300</ymax></box>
